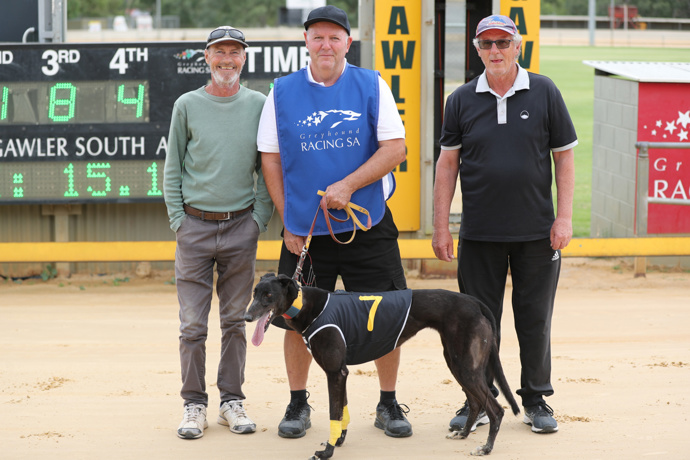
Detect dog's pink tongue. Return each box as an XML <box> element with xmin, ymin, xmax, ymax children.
<box><xmin>251</xmin><ymin>312</ymin><xmax>270</xmax><ymax>347</ymax></box>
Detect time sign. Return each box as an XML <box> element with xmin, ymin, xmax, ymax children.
<box><xmin>0</xmin><ymin>41</ymin><xmax>360</xmax><ymax>204</ymax></box>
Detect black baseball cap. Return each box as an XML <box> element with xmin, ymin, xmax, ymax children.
<box><xmin>304</xmin><ymin>5</ymin><xmax>351</xmax><ymax>36</ymax></box>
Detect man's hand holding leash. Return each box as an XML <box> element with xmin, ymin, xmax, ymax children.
<box><xmin>321</xmin><ymin>180</ymin><xmax>354</xmax><ymax>211</ymax></box>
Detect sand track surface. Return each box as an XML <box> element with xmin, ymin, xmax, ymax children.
<box><xmin>2</xmin><ymin>258</ymin><xmax>689</xmax><ymax>459</ymax></box>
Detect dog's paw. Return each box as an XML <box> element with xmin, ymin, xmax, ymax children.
<box><xmin>311</xmin><ymin>442</ymin><xmax>335</xmax><ymax>459</ymax></box>
<box><xmin>470</xmin><ymin>444</ymin><xmax>492</xmax><ymax>456</ymax></box>
<box><xmin>446</xmin><ymin>430</ymin><xmax>468</xmax><ymax>440</ymax></box>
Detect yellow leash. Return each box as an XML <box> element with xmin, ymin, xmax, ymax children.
<box><xmin>292</xmin><ymin>191</ymin><xmax>371</xmax><ymax>284</ymax></box>
<box><xmin>317</xmin><ymin>190</ymin><xmax>371</xmax><ymax>244</ymax></box>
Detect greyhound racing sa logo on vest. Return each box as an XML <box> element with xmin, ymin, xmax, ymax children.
<box><xmin>302</xmin><ymin>289</ymin><xmax>413</xmax><ymax>365</ymax></box>
<box><xmin>295</xmin><ymin>109</ymin><xmax>362</xmax><ymax>130</ymax></box>
<box><xmin>273</xmin><ymin>63</ymin><xmax>387</xmax><ymax>237</ymax></box>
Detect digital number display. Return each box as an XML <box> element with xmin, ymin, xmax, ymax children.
<box><xmin>0</xmin><ymin>81</ymin><xmax>149</xmax><ymax>124</ymax></box>
<box><xmin>1</xmin><ymin>160</ymin><xmax>163</xmax><ymax>201</ymax></box>
<box><xmin>0</xmin><ymin>41</ymin><xmax>360</xmax><ymax>205</ymax></box>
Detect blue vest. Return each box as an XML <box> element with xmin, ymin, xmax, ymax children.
<box><xmin>302</xmin><ymin>289</ymin><xmax>413</xmax><ymax>365</ymax></box>
<box><xmin>274</xmin><ymin>64</ymin><xmax>387</xmax><ymax>236</ymax></box>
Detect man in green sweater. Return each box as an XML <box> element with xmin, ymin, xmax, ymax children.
<box><xmin>163</xmin><ymin>26</ymin><xmax>273</xmax><ymax>440</ymax></box>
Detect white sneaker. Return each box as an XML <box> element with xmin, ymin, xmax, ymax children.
<box><xmin>177</xmin><ymin>403</ymin><xmax>208</xmax><ymax>439</ymax></box>
<box><xmin>218</xmin><ymin>400</ymin><xmax>257</xmax><ymax>434</ymax></box>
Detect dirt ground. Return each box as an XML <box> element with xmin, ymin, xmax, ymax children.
<box><xmin>2</xmin><ymin>257</ymin><xmax>689</xmax><ymax>460</ymax></box>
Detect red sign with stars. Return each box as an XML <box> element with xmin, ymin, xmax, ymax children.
<box><xmin>637</xmin><ymin>82</ymin><xmax>690</xmax><ymax>234</ymax></box>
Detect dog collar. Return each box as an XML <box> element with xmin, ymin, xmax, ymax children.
<box><xmin>282</xmin><ymin>290</ymin><xmax>303</xmax><ymax>319</ymax></box>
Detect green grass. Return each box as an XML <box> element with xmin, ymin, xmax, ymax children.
<box><xmin>540</xmin><ymin>46</ymin><xmax>689</xmax><ymax>237</ymax></box>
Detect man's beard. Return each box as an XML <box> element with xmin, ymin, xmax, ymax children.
<box><xmin>211</xmin><ymin>68</ymin><xmax>240</xmax><ymax>88</ymax></box>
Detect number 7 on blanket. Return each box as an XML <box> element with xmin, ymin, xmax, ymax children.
<box><xmin>359</xmin><ymin>295</ymin><xmax>383</xmax><ymax>332</ymax></box>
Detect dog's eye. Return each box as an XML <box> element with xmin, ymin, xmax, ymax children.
<box><xmin>265</xmin><ymin>293</ymin><xmax>272</xmax><ymax>299</ymax></box>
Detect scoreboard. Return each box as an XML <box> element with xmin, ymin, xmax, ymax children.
<box><xmin>0</xmin><ymin>41</ymin><xmax>359</xmax><ymax>204</ymax></box>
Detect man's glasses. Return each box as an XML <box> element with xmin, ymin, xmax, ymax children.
<box><xmin>207</xmin><ymin>27</ymin><xmax>245</xmax><ymax>44</ymax></box>
<box><xmin>477</xmin><ymin>39</ymin><xmax>513</xmax><ymax>50</ymax></box>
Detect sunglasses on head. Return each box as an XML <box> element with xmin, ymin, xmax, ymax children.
<box><xmin>477</xmin><ymin>39</ymin><xmax>513</xmax><ymax>50</ymax></box>
<box><xmin>207</xmin><ymin>27</ymin><xmax>245</xmax><ymax>43</ymax></box>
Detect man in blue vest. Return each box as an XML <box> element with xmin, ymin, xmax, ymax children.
<box><xmin>257</xmin><ymin>5</ymin><xmax>412</xmax><ymax>440</ymax></box>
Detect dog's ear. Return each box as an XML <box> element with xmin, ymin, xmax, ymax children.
<box><xmin>277</xmin><ymin>274</ymin><xmax>299</xmax><ymax>300</ymax></box>
<box><xmin>260</xmin><ymin>272</ymin><xmax>277</xmax><ymax>281</ymax></box>
<box><xmin>276</xmin><ymin>274</ymin><xmax>292</xmax><ymax>284</ymax></box>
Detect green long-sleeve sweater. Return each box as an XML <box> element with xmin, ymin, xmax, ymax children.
<box><xmin>163</xmin><ymin>85</ymin><xmax>273</xmax><ymax>232</ymax></box>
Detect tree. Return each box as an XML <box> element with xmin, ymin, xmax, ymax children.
<box><xmin>67</xmin><ymin>0</ymin><xmax>155</xmax><ymax>18</ymax></box>
<box><xmin>540</xmin><ymin>0</ymin><xmax>690</xmax><ymax>18</ymax></box>
<box><xmin>67</xmin><ymin>0</ymin><xmax>690</xmax><ymax>27</ymax></box>
<box><xmin>67</xmin><ymin>0</ymin><xmax>360</xmax><ymax>28</ymax></box>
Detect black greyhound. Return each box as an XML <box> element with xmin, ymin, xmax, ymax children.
<box><xmin>245</xmin><ymin>273</ymin><xmax>519</xmax><ymax>459</ymax></box>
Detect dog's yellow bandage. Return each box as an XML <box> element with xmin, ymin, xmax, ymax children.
<box><xmin>342</xmin><ymin>405</ymin><xmax>350</xmax><ymax>430</ymax></box>
<box><xmin>329</xmin><ymin>420</ymin><xmax>342</xmax><ymax>446</ymax></box>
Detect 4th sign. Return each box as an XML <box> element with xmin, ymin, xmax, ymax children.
<box><xmin>109</xmin><ymin>47</ymin><xmax>150</xmax><ymax>75</ymax></box>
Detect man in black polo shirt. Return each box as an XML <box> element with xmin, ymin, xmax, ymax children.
<box><xmin>432</xmin><ymin>14</ymin><xmax>577</xmax><ymax>435</ymax></box>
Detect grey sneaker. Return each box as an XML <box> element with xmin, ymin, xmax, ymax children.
<box><xmin>278</xmin><ymin>400</ymin><xmax>312</xmax><ymax>438</ymax></box>
<box><xmin>218</xmin><ymin>400</ymin><xmax>256</xmax><ymax>434</ymax></box>
<box><xmin>374</xmin><ymin>401</ymin><xmax>413</xmax><ymax>438</ymax></box>
<box><xmin>449</xmin><ymin>400</ymin><xmax>489</xmax><ymax>432</ymax></box>
<box><xmin>523</xmin><ymin>402</ymin><xmax>559</xmax><ymax>433</ymax></box>
<box><xmin>177</xmin><ymin>403</ymin><xmax>208</xmax><ymax>439</ymax></box>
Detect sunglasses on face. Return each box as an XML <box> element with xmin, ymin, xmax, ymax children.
<box><xmin>207</xmin><ymin>27</ymin><xmax>245</xmax><ymax>44</ymax></box>
<box><xmin>477</xmin><ymin>39</ymin><xmax>513</xmax><ymax>50</ymax></box>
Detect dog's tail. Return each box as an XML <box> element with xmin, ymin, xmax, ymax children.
<box><xmin>490</xmin><ymin>342</ymin><xmax>520</xmax><ymax>416</ymax></box>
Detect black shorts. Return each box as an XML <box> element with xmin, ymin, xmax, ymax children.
<box><xmin>273</xmin><ymin>206</ymin><xmax>407</xmax><ymax>330</ymax></box>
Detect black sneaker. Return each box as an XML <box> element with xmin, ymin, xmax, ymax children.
<box><xmin>449</xmin><ymin>400</ymin><xmax>489</xmax><ymax>432</ymax></box>
<box><xmin>278</xmin><ymin>400</ymin><xmax>312</xmax><ymax>438</ymax></box>
<box><xmin>523</xmin><ymin>402</ymin><xmax>559</xmax><ymax>433</ymax></box>
<box><xmin>374</xmin><ymin>401</ymin><xmax>413</xmax><ymax>438</ymax></box>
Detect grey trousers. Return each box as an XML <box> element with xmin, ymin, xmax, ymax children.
<box><xmin>175</xmin><ymin>211</ymin><xmax>259</xmax><ymax>406</ymax></box>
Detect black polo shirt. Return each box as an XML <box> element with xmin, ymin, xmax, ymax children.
<box><xmin>440</xmin><ymin>66</ymin><xmax>577</xmax><ymax>242</ymax></box>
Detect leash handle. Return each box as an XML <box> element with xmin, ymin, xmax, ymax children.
<box><xmin>317</xmin><ymin>190</ymin><xmax>371</xmax><ymax>245</ymax></box>
<box><xmin>292</xmin><ymin>190</ymin><xmax>371</xmax><ymax>281</ymax></box>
